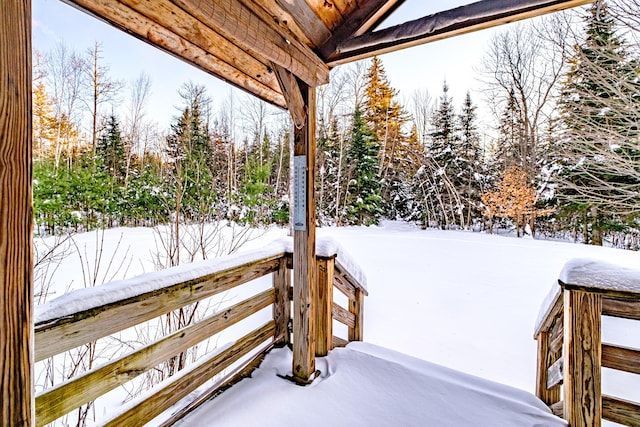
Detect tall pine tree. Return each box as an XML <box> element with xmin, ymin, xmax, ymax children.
<box><xmin>345</xmin><ymin>108</ymin><xmax>382</xmax><ymax>225</ymax></box>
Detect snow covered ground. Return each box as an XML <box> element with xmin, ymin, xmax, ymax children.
<box><xmin>35</xmin><ymin>221</ymin><xmax>640</xmax><ymax>425</ymax></box>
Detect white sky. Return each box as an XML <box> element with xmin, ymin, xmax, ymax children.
<box><xmin>31</xmin><ymin>0</ymin><xmax>551</xmax><ymax>134</ymax></box>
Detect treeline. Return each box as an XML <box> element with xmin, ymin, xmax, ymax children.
<box><xmin>33</xmin><ymin>1</ymin><xmax>640</xmax><ymax>248</ymax></box>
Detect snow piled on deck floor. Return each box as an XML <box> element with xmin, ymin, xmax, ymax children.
<box><xmin>179</xmin><ymin>342</ymin><xmax>566</xmax><ymax>427</ymax></box>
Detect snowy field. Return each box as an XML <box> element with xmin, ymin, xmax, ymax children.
<box><xmin>35</xmin><ymin>221</ymin><xmax>640</xmax><ymax>425</ymax></box>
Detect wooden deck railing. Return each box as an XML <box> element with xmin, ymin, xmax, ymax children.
<box><xmin>534</xmin><ymin>259</ymin><xmax>640</xmax><ymax>427</ymax></box>
<box><xmin>34</xmin><ymin>238</ymin><xmax>367</xmax><ymax>426</ymax></box>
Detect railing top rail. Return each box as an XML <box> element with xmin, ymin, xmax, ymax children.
<box><xmin>559</xmin><ymin>258</ymin><xmax>640</xmax><ymax>297</ymax></box>
<box><xmin>35</xmin><ymin>243</ymin><xmax>288</xmax><ymax>326</ymax></box>
<box><xmin>534</xmin><ymin>258</ymin><xmax>640</xmax><ymax>337</ymax></box>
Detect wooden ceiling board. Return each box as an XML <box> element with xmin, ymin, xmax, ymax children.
<box><xmin>59</xmin><ymin>0</ymin><xmax>287</xmax><ymax>107</ymax></box>
<box><xmin>303</xmin><ymin>0</ymin><xmax>344</xmax><ymax>31</ymax></box>
<box><xmin>249</xmin><ymin>0</ymin><xmax>315</xmax><ymax>47</ymax></box>
<box><xmin>275</xmin><ymin>0</ymin><xmax>333</xmax><ymax>46</ymax></box>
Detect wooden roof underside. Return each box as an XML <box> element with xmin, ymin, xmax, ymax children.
<box><xmin>60</xmin><ymin>0</ymin><xmax>593</xmax><ymax>110</ymax></box>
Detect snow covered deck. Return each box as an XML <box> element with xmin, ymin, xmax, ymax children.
<box><xmin>178</xmin><ymin>342</ymin><xmax>566</xmax><ymax>427</ymax></box>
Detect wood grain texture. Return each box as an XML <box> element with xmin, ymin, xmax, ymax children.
<box><xmin>333</xmin><ymin>273</ymin><xmax>356</xmax><ymax>300</ymax></box>
<box><xmin>349</xmin><ymin>289</ymin><xmax>364</xmax><ymax>341</ymax></box>
<box><xmin>335</xmin><ymin>260</ymin><xmax>368</xmax><ymax>295</ymax></box>
<box><xmin>272</xmin><ymin>63</ymin><xmax>307</xmax><ymax>128</ymax></box>
<box><xmin>36</xmin><ymin>255</ymin><xmax>282</xmax><ymax>361</ymax></box>
<box><xmin>0</xmin><ymin>0</ymin><xmax>33</xmax><ymax>424</ymax></box>
<box><xmin>304</xmin><ymin>0</ymin><xmax>344</xmax><ymax>30</ymax></box>
<box><xmin>332</xmin><ymin>336</ymin><xmax>348</xmax><ymax>348</ymax></box>
<box><xmin>602</xmin><ymin>395</ymin><xmax>640</xmax><ymax>426</ymax></box>
<box><xmin>603</xmin><ymin>296</ymin><xmax>640</xmax><ymax>321</ymax></box>
<box><xmin>171</xmin><ymin>0</ymin><xmax>329</xmax><ymax>87</ymax></box>
<box><xmin>275</xmin><ymin>0</ymin><xmax>332</xmax><ymax>46</ymax></box>
<box><xmin>602</xmin><ymin>343</ymin><xmax>640</xmax><ymax>375</ymax></box>
<box><xmin>563</xmin><ymin>289</ymin><xmax>602</xmax><ymax>427</ymax></box>
<box><xmin>35</xmin><ymin>289</ymin><xmax>274</xmax><ymax>426</ymax></box>
<box><xmin>315</xmin><ymin>257</ymin><xmax>334</xmax><ymax>356</ymax></box>
<box><xmin>332</xmin><ymin>302</ymin><xmax>355</xmax><ymax>328</ymax></box>
<box><xmin>273</xmin><ymin>259</ymin><xmax>291</xmax><ymax>346</ymax></box>
<box><xmin>101</xmin><ymin>321</ymin><xmax>276</xmax><ymax>426</ymax></box>
<box><xmin>292</xmin><ymin>82</ymin><xmax>317</xmax><ymax>382</ymax></box>
<box><xmin>60</xmin><ymin>0</ymin><xmax>286</xmax><ymax>107</ymax></box>
<box><xmin>251</xmin><ymin>0</ymin><xmax>315</xmax><ymax>46</ymax></box>
<box><xmin>535</xmin><ymin>332</ymin><xmax>561</xmax><ymax>405</ymax></box>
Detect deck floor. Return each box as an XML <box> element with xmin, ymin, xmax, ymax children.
<box><xmin>176</xmin><ymin>342</ymin><xmax>566</xmax><ymax>427</ymax></box>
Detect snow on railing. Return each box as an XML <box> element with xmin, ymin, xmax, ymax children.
<box><xmin>534</xmin><ymin>258</ymin><xmax>640</xmax><ymax>427</ymax></box>
<box><xmin>34</xmin><ymin>237</ymin><xmax>368</xmax><ymax>426</ymax></box>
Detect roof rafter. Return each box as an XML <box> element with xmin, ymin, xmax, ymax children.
<box><xmin>319</xmin><ymin>0</ymin><xmax>394</xmax><ymax>60</ymax></box>
<box><xmin>173</xmin><ymin>0</ymin><xmax>329</xmax><ymax>87</ymax></box>
<box><xmin>326</xmin><ymin>0</ymin><xmax>593</xmax><ymax>66</ymax></box>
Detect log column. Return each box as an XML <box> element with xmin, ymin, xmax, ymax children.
<box><xmin>1</xmin><ymin>0</ymin><xmax>34</xmax><ymax>425</ymax></box>
<box><xmin>292</xmin><ymin>81</ymin><xmax>317</xmax><ymax>382</ymax></box>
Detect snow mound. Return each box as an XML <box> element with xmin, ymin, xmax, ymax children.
<box><xmin>559</xmin><ymin>258</ymin><xmax>640</xmax><ymax>294</ymax></box>
<box><xmin>180</xmin><ymin>343</ymin><xmax>565</xmax><ymax>427</ymax></box>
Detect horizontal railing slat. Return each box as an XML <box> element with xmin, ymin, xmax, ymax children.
<box><xmin>603</xmin><ymin>395</ymin><xmax>640</xmax><ymax>426</ymax></box>
<box><xmin>603</xmin><ymin>296</ymin><xmax>640</xmax><ymax>321</ymax></box>
<box><xmin>602</xmin><ymin>343</ymin><xmax>640</xmax><ymax>375</ymax></box>
<box><xmin>35</xmin><ymin>288</ymin><xmax>275</xmax><ymax>426</ymax></box>
<box><xmin>332</xmin><ymin>336</ymin><xmax>348</xmax><ymax>348</ymax></box>
<box><xmin>335</xmin><ymin>260</ymin><xmax>368</xmax><ymax>296</ymax></box>
<box><xmin>35</xmin><ymin>256</ymin><xmax>282</xmax><ymax>361</ymax></box>
<box><xmin>333</xmin><ymin>273</ymin><xmax>356</xmax><ymax>300</ymax></box>
<box><xmin>332</xmin><ymin>302</ymin><xmax>355</xmax><ymax>328</ymax></box>
<box><xmin>101</xmin><ymin>321</ymin><xmax>276</xmax><ymax>427</ymax></box>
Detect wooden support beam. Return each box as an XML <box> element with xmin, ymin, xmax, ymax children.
<box><xmin>563</xmin><ymin>289</ymin><xmax>602</xmax><ymax>427</ymax></box>
<box><xmin>327</xmin><ymin>0</ymin><xmax>593</xmax><ymax>65</ymax></box>
<box><xmin>0</xmin><ymin>0</ymin><xmax>34</xmax><ymax>425</ymax></box>
<box><xmin>273</xmin><ymin>258</ymin><xmax>291</xmax><ymax>346</ymax></box>
<box><xmin>315</xmin><ymin>257</ymin><xmax>334</xmax><ymax>356</ymax></box>
<box><xmin>272</xmin><ymin>63</ymin><xmax>307</xmax><ymax>129</ymax></box>
<box><xmin>292</xmin><ymin>80</ymin><xmax>317</xmax><ymax>382</ymax></box>
<box><xmin>171</xmin><ymin>0</ymin><xmax>329</xmax><ymax>87</ymax></box>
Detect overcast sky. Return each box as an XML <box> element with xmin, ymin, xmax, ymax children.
<box><xmin>31</xmin><ymin>0</ymin><xmax>550</xmax><ymax>135</ymax></box>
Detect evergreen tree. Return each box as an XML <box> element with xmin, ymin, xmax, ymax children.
<box><xmin>97</xmin><ymin>115</ymin><xmax>126</xmax><ymax>180</ymax></box>
<box><xmin>457</xmin><ymin>91</ymin><xmax>485</xmax><ymax>227</ymax></box>
<box><xmin>363</xmin><ymin>57</ymin><xmax>420</xmax><ymax>218</ymax></box>
<box><xmin>345</xmin><ymin>108</ymin><xmax>383</xmax><ymax>225</ymax></box>
<box><xmin>555</xmin><ymin>0</ymin><xmax>640</xmax><ymax>245</ymax></box>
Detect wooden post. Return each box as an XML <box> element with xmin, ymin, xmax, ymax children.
<box><xmin>348</xmin><ymin>289</ymin><xmax>364</xmax><ymax>342</ymax></box>
<box><xmin>273</xmin><ymin>257</ymin><xmax>291</xmax><ymax>346</ymax></box>
<box><xmin>315</xmin><ymin>256</ymin><xmax>334</xmax><ymax>356</ymax></box>
<box><xmin>1</xmin><ymin>0</ymin><xmax>34</xmax><ymax>425</ymax></box>
<box><xmin>563</xmin><ymin>289</ymin><xmax>602</xmax><ymax>427</ymax></box>
<box><xmin>535</xmin><ymin>331</ymin><xmax>561</xmax><ymax>405</ymax></box>
<box><xmin>292</xmin><ymin>80</ymin><xmax>317</xmax><ymax>382</ymax></box>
